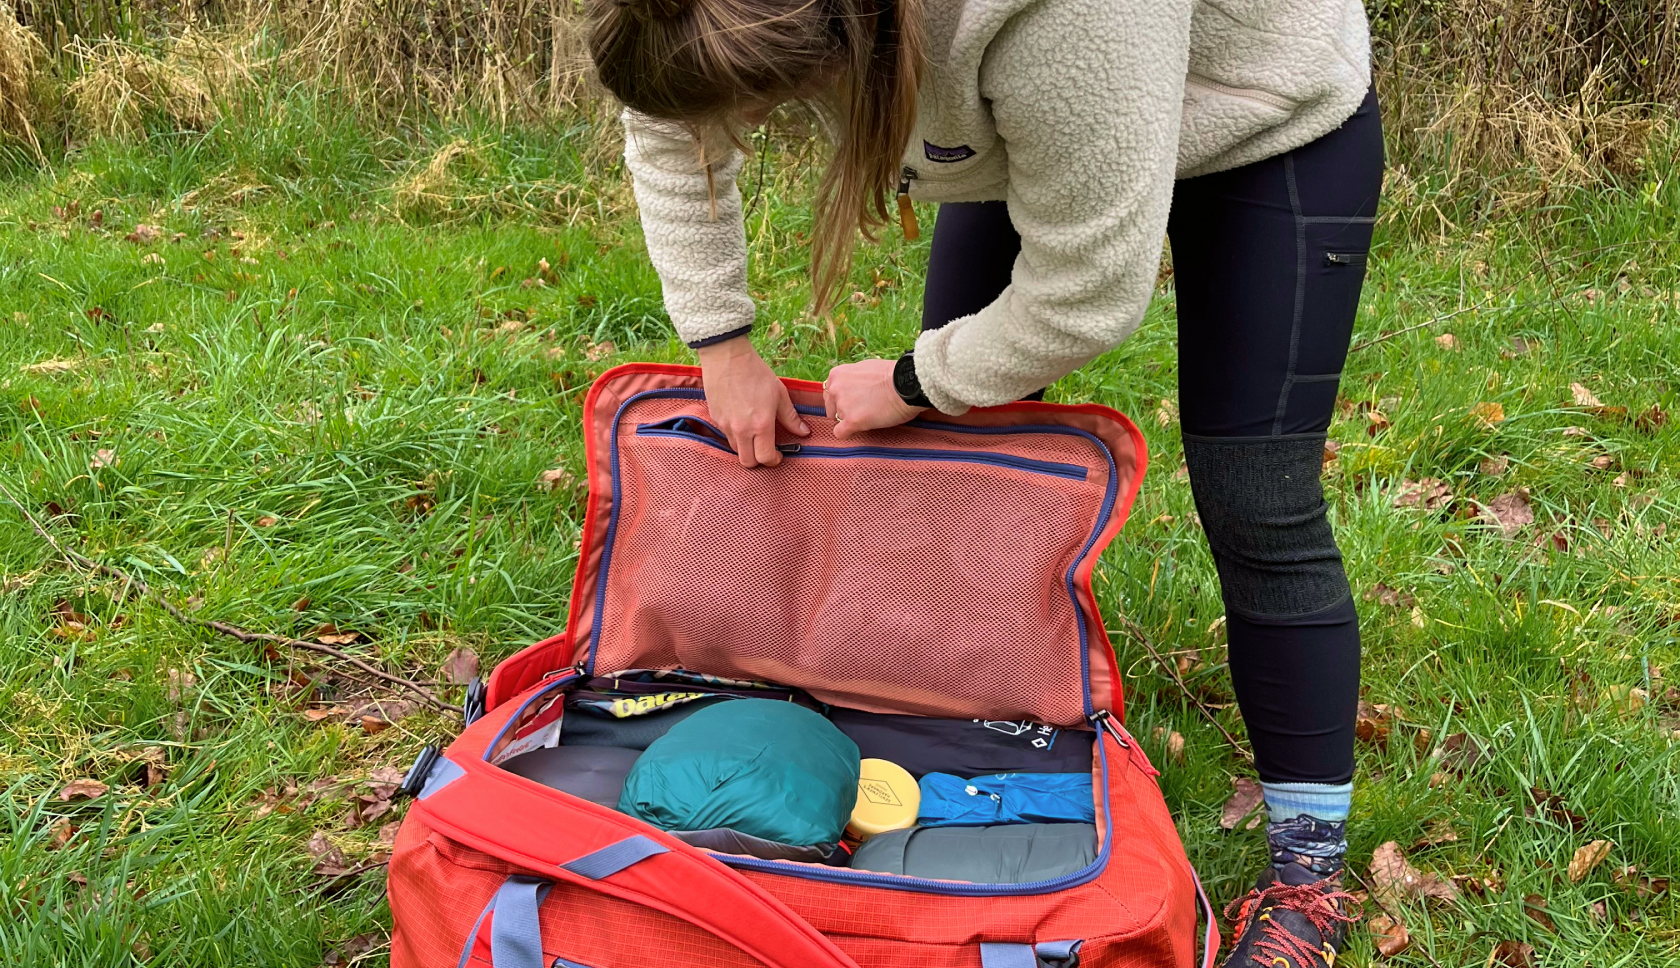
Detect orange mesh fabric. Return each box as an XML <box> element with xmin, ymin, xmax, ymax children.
<box><xmin>589</xmin><ymin>393</ymin><xmax>1114</xmax><ymax>725</ymax></box>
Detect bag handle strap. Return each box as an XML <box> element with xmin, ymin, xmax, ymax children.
<box><xmin>448</xmin><ymin>832</ymin><xmax>862</xmax><ymax>968</ymax></box>
<box><xmin>1192</xmin><ymin>867</ymin><xmax>1219</xmax><ymax>968</ymax></box>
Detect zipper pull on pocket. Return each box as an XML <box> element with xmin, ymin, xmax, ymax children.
<box><xmin>897</xmin><ymin>168</ymin><xmax>919</xmax><ymax>241</ymax></box>
<box><xmin>1092</xmin><ymin>710</ymin><xmax>1160</xmax><ymax>777</ymax></box>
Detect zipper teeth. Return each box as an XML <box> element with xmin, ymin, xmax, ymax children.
<box><xmin>791</xmin><ymin>444</ymin><xmax>1087</xmax><ymax>480</ymax></box>
<box><xmin>1186</xmin><ymin>72</ymin><xmax>1294</xmax><ymax>111</ymax></box>
<box><xmin>637</xmin><ymin>424</ymin><xmax>1088</xmax><ymax>481</ymax></box>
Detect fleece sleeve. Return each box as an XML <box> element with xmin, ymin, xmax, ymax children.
<box><xmin>622</xmin><ymin>110</ymin><xmax>756</xmax><ymax>347</ymax></box>
<box><xmin>911</xmin><ymin>0</ymin><xmax>1194</xmax><ymax>413</ymax></box>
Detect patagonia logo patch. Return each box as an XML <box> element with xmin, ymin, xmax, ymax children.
<box><xmin>923</xmin><ymin>141</ymin><xmax>976</xmax><ymax>163</ymax></box>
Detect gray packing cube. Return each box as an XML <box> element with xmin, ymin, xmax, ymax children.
<box><xmin>498</xmin><ymin>745</ymin><xmax>641</xmax><ymax>808</ymax></box>
<box><xmin>849</xmin><ymin>823</ymin><xmax>1098</xmax><ymax>884</ymax></box>
<box><xmin>671</xmin><ymin>828</ymin><xmax>832</xmax><ymax>863</ymax></box>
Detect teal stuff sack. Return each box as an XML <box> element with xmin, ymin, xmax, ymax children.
<box><xmin>618</xmin><ymin>699</ymin><xmax>861</xmax><ymax>848</ymax></box>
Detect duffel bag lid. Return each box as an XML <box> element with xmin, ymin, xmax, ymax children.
<box><xmin>562</xmin><ymin>365</ymin><xmax>1146</xmax><ymax>727</ymax></box>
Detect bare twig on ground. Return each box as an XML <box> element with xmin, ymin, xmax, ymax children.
<box><xmin>0</xmin><ymin>482</ymin><xmax>460</xmax><ymax>715</ymax></box>
<box><xmin>1108</xmin><ymin>615</ymin><xmax>1253</xmax><ymax>763</ymax></box>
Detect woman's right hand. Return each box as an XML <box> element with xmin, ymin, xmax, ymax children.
<box><xmin>696</xmin><ymin>337</ymin><xmax>810</xmax><ymax>467</ymax></box>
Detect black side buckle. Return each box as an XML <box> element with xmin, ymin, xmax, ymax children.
<box><xmin>397</xmin><ymin>745</ymin><xmax>441</xmax><ymax>799</ymax></box>
<box><xmin>463</xmin><ymin>677</ymin><xmax>488</xmax><ymax>726</ymax></box>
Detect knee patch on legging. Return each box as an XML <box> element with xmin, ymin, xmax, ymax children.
<box><xmin>1182</xmin><ymin>433</ymin><xmax>1350</xmax><ymax>618</ymax></box>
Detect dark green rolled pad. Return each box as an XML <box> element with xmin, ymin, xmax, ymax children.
<box><xmin>618</xmin><ymin>699</ymin><xmax>861</xmax><ymax>848</ymax></box>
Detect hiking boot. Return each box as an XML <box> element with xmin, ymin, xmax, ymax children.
<box><xmin>1220</xmin><ymin>863</ymin><xmax>1359</xmax><ymax>967</ymax></box>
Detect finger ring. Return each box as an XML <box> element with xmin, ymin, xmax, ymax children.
<box><xmin>823</xmin><ymin>380</ymin><xmax>831</xmax><ymax>390</ymax></box>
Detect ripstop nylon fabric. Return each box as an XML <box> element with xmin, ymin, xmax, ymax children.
<box><xmin>389</xmin><ymin>367</ymin><xmax>1203</xmax><ymax>968</ymax></box>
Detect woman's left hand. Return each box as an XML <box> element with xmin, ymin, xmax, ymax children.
<box><xmin>823</xmin><ymin>359</ymin><xmax>927</xmax><ymax>438</ymax></box>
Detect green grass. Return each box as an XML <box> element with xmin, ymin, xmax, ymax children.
<box><xmin>2</xmin><ymin>87</ymin><xmax>1679</xmax><ymax>966</ymax></box>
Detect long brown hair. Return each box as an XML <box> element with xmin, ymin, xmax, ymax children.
<box><xmin>588</xmin><ymin>0</ymin><xmax>924</xmax><ymax>316</ymax></box>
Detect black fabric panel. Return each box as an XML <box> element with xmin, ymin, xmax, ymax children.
<box><xmin>828</xmin><ymin>707</ymin><xmax>1094</xmax><ymax>779</ymax></box>
<box><xmin>560</xmin><ymin>694</ymin><xmax>734</xmax><ymax>750</ymax></box>
<box><xmin>1226</xmin><ymin>600</ymin><xmax>1361</xmax><ymax>785</ymax></box>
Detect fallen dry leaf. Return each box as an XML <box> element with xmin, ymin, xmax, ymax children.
<box><xmin>1529</xmin><ymin>786</ymin><xmax>1588</xmax><ymax>831</ymax></box>
<box><xmin>1570</xmin><ymin>382</ymin><xmax>1603</xmax><ymax>407</ymax></box>
<box><xmin>311</xmin><ymin>623</ymin><xmax>361</xmax><ymax>646</ymax></box>
<box><xmin>360</xmin><ymin>715</ymin><xmax>390</xmax><ymax>735</ymax></box>
<box><xmin>303</xmin><ymin>705</ymin><xmax>351</xmax><ymax>723</ymax></box>
<box><xmin>59</xmin><ymin>779</ymin><xmax>109</xmax><ymax>801</ymax></box>
<box><xmin>379</xmin><ymin>821</ymin><xmax>402</xmax><ymax>846</ymax></box>
<box><xmin>89</xmin><ymin>448</ymin><xmax>118</xmax><ymax>470</ymax></box>
<box><xmin>1410</xmin><ymin>820</ymin><xmax>1459</xmax><ymax>850</ymax></box>
<box><xmin>321</xmin><ymin>932</ymin><xmax>381</xmax><ymax>966</ymax></box>
<box><xmin>307</xmin><ymin>831</ymin><xmax>354</xmax><ymax>877</ymax></box>
<box><xmin>1365</xmin><ymin>584</ymin><xmax>1416</xmax><ymax>609</ymax></box>
<box><xmin>125</xmin><ymin>224</ymin><xmax>162</xmax><ymax>244</ymax></box>
<box><xmin>1434</xmin><ymin>733</ymin><xmax>1488</xmax><ymax>775</ymax></box>
<box><xmin>1366</xmin><ymin>409</ymin><xmax>1391</xmax><ymax>435</ymax></box>
<box><xmin>1522</xmin><ymin>894</ymin><xmax>1556</xmax><ymax>933</ymax></box>
<box><xmin>1322</xmin><ymin>439</ymin><xmax>1341</xmax><ymax>465</ymax></box>
<box><xmin>1155</xmin><ymin>397</ymin><xmax>1178</xmax><ymax>427</ymax></box>
<box><xmin>1568</xmin><ymin>839</ymin><xmax>1614</xmax><ymax>882</ymax></box>
<box><xmin>1434</xmin><ymin>333</ymin><xmax>1459</xmax><ymax>351</ymax></box>
<box><xmin>48</xmin><ymin>818</ymin><xmax>77</xmax><ymax>849</ymax></box>
<box><xmin>254</xmin><ymin>515</ymin><xmax>279</xmax><ymax>528</ymax></box>
<box><xmin>1470</xmin><ymin>401</ymin><xmax>1505</xmax><ymax>426</ymax></box>
<box><xmin>1369</xmin><ymin>841</ymin><xmax>1460</xmax><ymax>905</ymax></box>
<box><xmin>1369</xmin><ymin>913</ymin><xmax>1411</xmax><ymax>957</ymax></box>
<box><xmin>1152</xmin><ymin>727</ymin><xmax>1186</xmax><ymax>763</ymax></box>
<box><xmin>440</xmin><ymin>647</ymin><xmax>480</xmax><ymax>685</ymax></box>
<box><xmin>1355</xmin><ymin>701</ymin><xmax>1396</xmax><ymax>749</ymax></box>
<box><xmin>537</xmin><ymin>467</ymin><xmax>575</xmax><ymax>493</ymax></box>
<box><xmin>1636</xmin><ymin>404</ymin><xmax>1666</xmax><ymax>433</ymax></box>
<box><xmin>584</xmin><ymin>340</ymin><xmax>616</xmax><ymax>361</ymax></box>
<box><xmin>1393</xmin><ymin>478</ymin><xmax>1451</xmax><ymax>511</ymax></box>
<box><xmin>1612</xmin><ymin>864</ymin><xmax>1671</xmax><ymax>898</ymax></box>
<box><xmin>1491</xmin><ymin>940</ymin><xmax>1536</xmax><ymax>968</ymax></box>
<box><xmin>1480</xmin><ymin>490</ymin><xmax>1534</xmax><ymax>536</ymax></box>
<box><xmin>1220</xmin><ymin>777</ymin><xmax>1266</xmax><ymax>830</ymax></box>
<box><xmin>138</xmin><ymin>747</ymin><xmax>168</xmax><ymax>789</ymax></box>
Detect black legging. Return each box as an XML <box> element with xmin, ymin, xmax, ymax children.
<box><xmin>922</xmin><ymin>89</ymin><xmax>1384</xmax><ymax>786</ymax></box>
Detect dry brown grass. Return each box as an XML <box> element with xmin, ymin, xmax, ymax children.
<box><xmin>0</xmin><ymin>2</ymin><xmax>48</xmax><ymax>156</ymax></box>
<box><xmin>270</xmin><ymin>0</ymin><xmax>598</xmax><ymax>122</ymax></box>
<box><xmin>1372</xmin><ymin>0</ymin><xmax>1676</xmax><ymax>185</ymax></box>
<box><xmin>64</xmin><ymin>38</ymin><xmax>220</xmax><ymax>139</ymax></box>
<box><xmin>5</xmin><ymin>0</ymin><xmax>1676</xmax><ymax>192</ymax></box>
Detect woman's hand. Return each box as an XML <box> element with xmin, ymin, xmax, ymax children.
<box><xmin>696</xmin><ymin>337</ymin><xmax>809</xmax><ymax>467</ymax></box>
<box><xmin>823</xmin><ymin>359</ymin><xmax>927</xmax><ymax>438</ymax></box>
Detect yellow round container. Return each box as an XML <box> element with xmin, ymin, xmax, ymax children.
<box><xmin>847</xmin><ymin>758</ymin><xmax>920</xmax><ymax>841</ymax></box>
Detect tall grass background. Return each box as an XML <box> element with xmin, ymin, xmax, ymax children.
<box><xmin>1</xmin><ymin>1</ymin><xmax>1675</xmax><ymax>202</ymax></box>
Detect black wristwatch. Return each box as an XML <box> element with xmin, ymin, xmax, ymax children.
<box><xmin>892</xmin><ymin>352</ymin><xmax>933</xmax><ymax>409</ymax></box>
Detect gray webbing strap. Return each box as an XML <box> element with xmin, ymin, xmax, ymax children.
<box><xmin>560</xmin><ymin>834</ymin><xmax>669</xmax><ymax>880</ymax></box>
<box><xmin>979</xmin><ymin>940</ymin><xmax>1084</xmax><ymax>968</ymax></box>
<box><xmin>418</xmin><ymin>755</ymin><xmax>467</xmax><ymax>800</ymax></box>
<box><xmin>489</xmin><ymin>876</ymin><xmax>552</xmax><ymax>968</ymax></box>
<box><xmin>979</xmin><ymin>943</ymin><xmax>1039</xmax><ymax>968</ymax></box>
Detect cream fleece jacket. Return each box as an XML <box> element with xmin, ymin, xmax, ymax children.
<box><xmin>623</xmin><ymin>0</ymin><xmax>1371</xmax><ymax>413</ymax></box>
